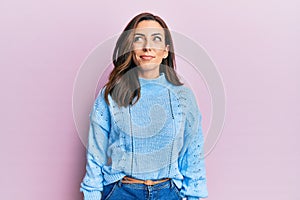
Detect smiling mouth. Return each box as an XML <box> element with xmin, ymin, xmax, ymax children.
<box><xmin>140</xmin><ymin>55</ymin><xmax>155</xmax><ymax>60</ymax></box>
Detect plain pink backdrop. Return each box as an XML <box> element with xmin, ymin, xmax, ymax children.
<box><xmin>0</xmin><ymin>1</ymin><xmax>299</xmax><ymax>199</ymax></box>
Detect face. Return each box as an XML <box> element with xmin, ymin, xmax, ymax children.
<box><xmin>132</xmin><ymin>20</ymin><xmax>169</xmax><ymax>78</ymax></box>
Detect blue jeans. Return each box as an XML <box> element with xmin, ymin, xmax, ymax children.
<box><xmin>101</xmin><ymin>179</ymin><xmax>182</xmax><ymax>200</ymax></box>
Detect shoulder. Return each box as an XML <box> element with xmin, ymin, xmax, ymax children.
<box><xmin>94</xmin><ymin>86</ymin><xmax>106</xmax><ymax>103</ymax></box>
<box><xmin>171</xmin><ymin>85</ymin><xmax>201</xmax><ymax>119</ymax></box>
<box><xmin>92</xmin><ymin>86</ymin><xmax>111</xmax><ymax>112</ymax></box>
<box><xmin>89</xmin><ymin>86</ymin><xmax>112</xmax><ymax>122</ymax></box>
<box><xmin>171</xmin><ymin>85</ymin><xmax>198</xmax><ymax>106</ymax></box>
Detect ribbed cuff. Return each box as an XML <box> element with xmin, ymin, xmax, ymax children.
<box><xmin>82</xmin><ymin>190</ymin><xmax>102</xmax><ymax>200</ymax></box>
<box><xmin>186</xmin><ymin>197</ymin><xmax>199</xmax><ymax>200</ymax></box>
<box><xmin>104</xmin><ymin>172</ymin><xmax>125</xmax><ymax>184</ymax></box>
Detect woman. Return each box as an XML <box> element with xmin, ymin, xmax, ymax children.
<box><xmin>80</xmin><ymin>12</ymin><xmax>208</xmax><ymax>200</ymax></box>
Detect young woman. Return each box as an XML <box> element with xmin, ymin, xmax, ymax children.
<box><xmin>80</xmin><ymin>12</ymin><xmax>208</xmax><ymax>200</ymax></box>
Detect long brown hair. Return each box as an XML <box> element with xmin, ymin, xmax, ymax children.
<box><xmin>104</xmin><ymin>12</ymin><xmax>183</xmax><ymax>107</ymax></box>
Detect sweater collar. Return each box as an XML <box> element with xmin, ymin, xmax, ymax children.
<box><xmin>138</xmin><ymin>72</ymin><xmax>168</xmax><ymax>87</ymax></box>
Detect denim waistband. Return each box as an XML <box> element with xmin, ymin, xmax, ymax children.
<box><xmin>117</xmin><ymin>179</ymin><xmax>175</xmax><ymax>190</ymax></box>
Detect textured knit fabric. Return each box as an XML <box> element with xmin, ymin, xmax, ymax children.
<box><xmin>80</xmin><ymin>72</ymin><xmax>208</xmax><ymax>200</ymax></box>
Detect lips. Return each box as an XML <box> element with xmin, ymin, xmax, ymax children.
<box><xmin>140</xmin><ymin>55</ymin><xmax>155</xmax><ymax>60</ymax></box>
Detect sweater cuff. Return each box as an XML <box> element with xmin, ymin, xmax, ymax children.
<box><xmin>186</xmin><ymin>197</ymin><xmax>199</xmax><ymax>200</ymax></box>
<box><xmin>82</xmin><ymin>190</ymin><xmax>102</xmax><ymax>200</ymax></box>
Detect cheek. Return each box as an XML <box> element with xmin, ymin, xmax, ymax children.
<box><xmin>133</xmin><ymin>50</ymin><xmax>142</xmax><ymax>58</ymax></box>
<box><xmin>155</xmin><ymin>50</ymin><xmax>165</xmax><ymax>60</ymax></box>
<box><xmin>133</xmin><ymin>53</ymin><xmax>140</xmax><ymax>64</ymax></box>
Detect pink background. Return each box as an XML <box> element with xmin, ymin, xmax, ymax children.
<box><xmin>1</xmin><ymin>1</ymin><xmax>299</xmax><ymax>199</ymax></box>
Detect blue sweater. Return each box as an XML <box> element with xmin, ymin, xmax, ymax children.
<box><xmin>80</xmin><ymin>72</ymin><xmax>208</xmax><ymax>200</ymax></box>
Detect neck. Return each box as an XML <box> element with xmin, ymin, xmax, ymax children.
<box><xmin>138</xmin><ymin>69</ymin><xmax>160</xmax><ymax>79</ymax></box>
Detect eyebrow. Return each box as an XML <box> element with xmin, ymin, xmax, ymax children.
<box><xmin>134</xmin><ymin>33</ymin><xmax>163</xmax><ymax>36</ymax></box>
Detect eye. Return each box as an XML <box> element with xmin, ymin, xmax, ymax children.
<box><xmin>153</xmin><ymin>36</ymin><xmax>162</xmax><ymax>42</ymax></box>
<box><xmin>133</xmin><ymin>36</ymin><xmax>143</xmax><ymax>42</ymax></box>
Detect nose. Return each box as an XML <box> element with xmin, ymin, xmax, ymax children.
<box><xmin>143</xmin><ymin>40</ymin><xmax>152</xmax><ymax>51</ymax></box>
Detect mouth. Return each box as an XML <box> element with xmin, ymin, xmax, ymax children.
<box><xmin>140</xmin><ymin>55</ymin><xmax>155</xmax><ymax>60</ymax></box>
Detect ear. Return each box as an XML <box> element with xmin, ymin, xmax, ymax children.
<box><xmin>163</xmin><ymin>45</ymin><xmax>169</xmax><ymax>59</ymax></box>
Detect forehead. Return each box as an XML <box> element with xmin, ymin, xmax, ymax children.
<box><xmin>134</xmin><ymin>20</ymin><xmax>165</xmax><ymax>35</ymax></box>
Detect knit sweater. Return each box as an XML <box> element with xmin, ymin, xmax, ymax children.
<box><xmin>80</xmin><ymin>72</ymin><xmax>208</xmax><ymax>200</ymax></box>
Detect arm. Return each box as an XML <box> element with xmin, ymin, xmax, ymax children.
<box><xmin>80</xmin><ymin>89</ymin><xmax>111</xmax><ymax>200</ymax></box>
<box><xmin>178</xmin><ymin>90</ymin><xmax>208</xmax><ymax>200</ymax></box>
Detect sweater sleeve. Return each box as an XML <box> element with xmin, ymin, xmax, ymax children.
<box><xmin>178</xmin><ymin>89</ymin><xmax>208</xmax><ymax>200</ymax></box>
<box><xmin>80</xmin><ymin>88</ymin><xmax>111</xmax><ymax>200</ymax></box>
